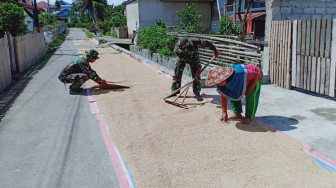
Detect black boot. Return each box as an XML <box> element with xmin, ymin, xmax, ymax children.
<box><xmin>195</xmin><ymin>93</ymin><xmax>203</xmax><ymax>101</ymax></box>
<box><xmin>69</xmin><ymin>82</ymin><xmax>83</xmax><ymax>94</ymax></box>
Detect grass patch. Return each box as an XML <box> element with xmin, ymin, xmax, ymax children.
<box><xmin>99</xmin><ymin>39</ymin><xmax>107</xmax><ymax>44</ymax></box>
<box><xmin>85</xmin><ymin>30</ymin><xmax>94</xmax><ymax>38</ymax></box>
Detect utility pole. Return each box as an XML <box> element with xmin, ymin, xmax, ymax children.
<box><xmin>33</xmin><ymin>0</ymin><xmax>40</xmax><ymax>32</ymax></box>
<box><xmin>216</xmin><ymin>0</ymin><xmax>221</xmax><ymax>20</ymax></box>
<box><xmin>47</xmin><ymin>0</ymin><xmax>50</xmax><ymax>12</ymax></box>
<box><xmin>233</xmin><ymin>0</ymin><xmax>236</xmax><ymax>25</ymax></box>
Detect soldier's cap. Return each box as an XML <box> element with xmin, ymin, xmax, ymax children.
<box><xmin>205</xmin><ymin>66</ymin><xmax>234</xmax><ymax>86</ymax></box>
<box><xmin>178</xmin><ymin>37</ymin><xmax>189</xmax><ymax>45</ymax></box>
<box><xmin>85</xmin><ymin>49</ymin><xmax>99</xmax><ymax>59</ymax></box>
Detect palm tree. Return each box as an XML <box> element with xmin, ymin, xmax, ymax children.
<box><xmin>74</xmin><ymin>0</ymin><xmax>107</xmax><ymax>34</ymax></box>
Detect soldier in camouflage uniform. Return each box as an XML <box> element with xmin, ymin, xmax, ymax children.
<box><xmin>171</xmin><ymin>37</ymin><xmax>219</xmax><ymax>101</ymax></box>
<box><xmin>58</xmin><ymin>49</ymin><xmax>108</xmax><ymax>94</ymax></box>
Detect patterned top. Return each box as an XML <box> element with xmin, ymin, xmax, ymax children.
<box><xmin>60</xmin><ymin>56</ymin><xmax>100</xmax><ymax>82</ymax></box>
<box><xmin>173</xmin><ymin>37</ymin><xmax>216</xmax><ymax>60</ymax></box>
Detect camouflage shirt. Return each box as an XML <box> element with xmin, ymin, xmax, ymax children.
<box><xmin>60</xmin><ymin>56</ymin><xmax>100</xmax><ymax>82</ymax></box>
<box><xmin>173</xmin><ymin>37</ymin><xmax>216</xmax><ymax>59</ymax></box>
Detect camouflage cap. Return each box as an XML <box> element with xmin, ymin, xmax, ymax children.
<box><xmin>85</xmin><ymin>49</ymin><xmax>99</xmax><ymax>59</ymax></box>
<box><xmin>178</xmin><ymin>37</ymin><xmax>189</xmax><ymax>45</ymax></box>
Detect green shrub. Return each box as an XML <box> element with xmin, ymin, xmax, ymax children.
<box><xmin>137</xmin><ymin>24</ymin><xmax>177</xmax><ymax>57</ymax></box>
<box><xmin>99</xmin><ymin>39</ymin><xmax>107</xmax><ymax>44</ymax></box>
<box><xmin>176</xmin><ymin>3</ymin><xmax>204</xmax><ymax>33</ymax></box>
<box><xmin>66</xmin><ymin>22</ymin><xmax>75</xmax><ymax>27</ymax></box>
<box><xmin>216</xmin><ymin>16</ymin><xmax>240</xmax><ymax>36</ymax></box>
<box><xmin>75</xmin><ymin>22</ymin><xmax>92</xmax><ymax>29</ymax></box>
<box><xmin>111</xmin><ymin>30</ymin><xmax>117</xmax><ymax>37</ymax></box>
<box><xmin>97</xmin><ymin>20</ymin><xmax>111</xmax><ymax>34</ymax></box>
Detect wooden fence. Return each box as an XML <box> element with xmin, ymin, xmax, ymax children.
<box><xmin>172</xmin><ymin>33</ymin><xmax>261</xmax><ymax>67</ymax></box>
<box><xmin>269</xmin><ymin>20</ymin><xmax>292</xmax><ymax>89</ymax></box>
<box><xmin>0</xmin><ymin>34</ymin><xmax>13</xmax><ymax>93</ymax></box>
<box><xmin>270</xmin><ymin>19</ymin><xmax>336</xmax><ymax>97</ymax></box>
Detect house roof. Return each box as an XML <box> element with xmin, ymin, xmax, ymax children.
<box><xmin>123</xmin><ymin>0</ymin><xmax>213</xmax><ymax>5</ymax></box>
<box><xmin>59</xmin><ymin>0</ymin><xmax>71</xmax><ymax>5</ymax></box>
<box><xmin>53</xmin><ymin>8</ymin><xmax>71</xmax><ymax>17</ymax></box>
<box><xmin>37</xmin><ymin>1</ymin><xmax>57</xmax><ymax>9</ymax></box>
<box><xmin>228</xmin><ymin>11</ymin><xmax>266</xmax><ymax>21</ymax></box>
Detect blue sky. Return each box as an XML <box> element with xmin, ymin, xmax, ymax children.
<box><xmin>37</xmin><ymin>0</ymin><xmax>125</xmax><ymax>6</ymax></box>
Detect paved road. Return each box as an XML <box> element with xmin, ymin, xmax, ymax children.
<box><xmin>0</xmin><ymin>29</ymin><xmax>119</xmax><ymax>187</ymax></box>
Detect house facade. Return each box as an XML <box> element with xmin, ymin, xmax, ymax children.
<box><xmin>212</xmin><ymin>0</ymin><xmax>266</xmax><ymax>37</ymax></box>
<box><xmin>123</xmin><ymin>0</ymin><xmax>214</xmax><ymax>38</ymax></box>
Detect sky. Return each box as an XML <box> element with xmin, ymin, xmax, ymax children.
<box><xmin>37</xmin><ymin>0</ymin><xmax>125</xmax><ymax>6</ymax></box>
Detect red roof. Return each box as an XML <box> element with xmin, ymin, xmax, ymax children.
<box><xmin>37</xmin><ymin>1</ymin><xmax>56</xmax><ymax>9</ymax></box>
<box><xmin>228</xmin><ymin>11</ymin><xmax>266</xmax><ymax>21</ymax></box>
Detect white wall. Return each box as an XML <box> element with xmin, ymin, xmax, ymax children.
<box><xmin>138</xmin><ymin>0</ymin><xmax>212</xmax><ymax>31</ymax></box>
<box><xmin>24</xmin><ymin>11</ymin><xmax>34</xmax><ymax>31</ymax></box>
<box><xmin>126</xmin><ymin>1</ymin><xmax>139</xmax><ymax>38</ymax></box>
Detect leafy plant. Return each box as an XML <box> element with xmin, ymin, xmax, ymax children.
<box><xmin>216</xmin><ymin>16</ymin><xmax>240</xmax><ymax>36</ymax></box>
<box><xmin>176</xmin><ymin>3</ymin><xmax>204</xmax><ymax>33</ymax></box>
<box><xmin>0</xmin><ymin>2</ymin><xmax>27</xmax><ymax>37</ymax></box>
<box><xmin>155</xmin><ymin>19</ymin><xmax>166</xmax><ymax>28</ymax></box>
<box><xmin>39</xmin><ymin>13</ymin><xmax>60</xmax><ymax>31</ymax></box>
<box><xmin>137</xmin><ymin>24</ymin><xmax>177</xmax><ymax>57</ymax></box>
<box><xmin>75</xmin><ymin>22</ymin><xmax>93</xmax><ymax>29</ymax></box>
<box><xmin>99</xmin><ymin>39</ymin><xmax>107</xmax><ymax>44</ymax></box>
<box><xmin>85</xmin><ymin>30</ymin><xmax>94</xmax><ymax>38</ymax></box>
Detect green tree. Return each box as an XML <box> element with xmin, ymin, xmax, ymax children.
<box><xmin>216</xmin><ymin>16</ymin><xmax>240</xmax><ymax>36</ymax></box>
<box><xmin>75</xmin><ymin>0</ymin><xmax>107</xmax><ymax>33</ymax></box>
<box><xmin>0</xmin><ymin>2</ymin><xmax>27</xmax><ymax>37</ymax></box>
<box><xmin>110</xmin><ymin>5</ymin><xmax>126</xmax><ymax>27</ymax></box>
<box><xmin>176</xmin><ymin>3</ymin><xmax>204</xmax><ymax>33</ymax></box>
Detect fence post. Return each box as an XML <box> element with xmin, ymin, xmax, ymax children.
<box><xmin>291</xmin><ymin>20</ymin><xmax>297</xmax><ymax>87</ymax></box>
<box><xmin>329</xmin><ymin>18</ymin><xmax>336</xmax><ymax>97</ymax></box>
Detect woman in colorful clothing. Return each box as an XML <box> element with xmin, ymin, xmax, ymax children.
<box><xmin>205</xmin><ymin>64</ymin><xmax>262</xmax><ymax>124</ymax></box>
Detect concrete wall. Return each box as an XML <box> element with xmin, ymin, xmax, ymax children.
<box><xmin>272</xmin><ymin>0</ymin><xmax>336</xmax><ymax>20</ymax></box>
<box><xmin>138</xmin><ymin>0</ymin><xmax>213</xmax><ymax>31</ymax></box>
<box><xmin>126</xmin><ymin>1</ymin><xmax>139</xmax><ymax>38</ymax></box>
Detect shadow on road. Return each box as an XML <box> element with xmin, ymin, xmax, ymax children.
<box><xmin>87</xmin><ymin>86</ymin><xmax>129</xmax><ymax>96</ymax></box>
<box><xmin>255</xmin><ymin>116</ymin><xmax>298</xmax><ymax>131</ymax></box>
<box><xmin>235</xmin><ymin>122</ymin><xmax>269</xmax><ymax>132</ymax></box>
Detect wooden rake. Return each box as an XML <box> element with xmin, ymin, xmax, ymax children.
<box><xmin>164</xmin><ymin>58</ymin><xmax>214</xmax><ymax>108</ymax></box>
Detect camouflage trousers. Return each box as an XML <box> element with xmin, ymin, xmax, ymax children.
<box><xmin>58</xmin><ymin>73</ymin><xmax>89</xmax><ymax>90</ymax></box>
<box><xmin>171</xmin><ymin>56</ymin><xmax>202</xmax><ymax>94</ymax></box>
